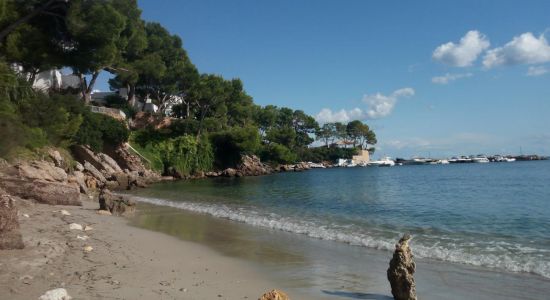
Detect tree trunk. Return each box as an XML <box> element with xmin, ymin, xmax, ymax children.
<box><xmin>127</xmin><ymin>84</ymin><xmax>136</xmax><ymax>106</ymax></box>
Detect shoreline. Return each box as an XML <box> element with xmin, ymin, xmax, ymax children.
<box><xmin>0</xmin><ymin>198</ymin><xmax>324</xmax><ymax>299</ymax></box>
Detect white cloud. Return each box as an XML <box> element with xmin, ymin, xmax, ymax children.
<box><xmin>315</xmin><ymin>88</ymin><xmax>415</xmax><ymax>123</ymax></box>
<box><xmin>526</xmin><ymin>65</ymin><xmax>549</xmax><ymax>76</ymax></box>
<box><xmin>431</xmin><ymin>72</ymin><xmax>473</xmax><ymax>84</ymax></box>
<box><xmin>315</xmin><ymin>108</ymin><xmax>365</xmax><ymax>124</ymax></box>
<box><xmin>483</xmin><ymin>32</ymin><xmax>550</xmax><ymax>68</ymax></box>
<box><xmin>362</xmin><ymin>88</ymin><xmax>415</xmax><ymax>119</ymax></box>
<box><xmin>433</xmin><ymin>30</ymin><xmax>490</xmax><ymax>67</ymax></box>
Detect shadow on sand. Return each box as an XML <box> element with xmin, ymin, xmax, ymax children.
<box><xmin>322</xmin><ymin>290</ymin><xmax>393</xmax><ymax>300</ymax></box>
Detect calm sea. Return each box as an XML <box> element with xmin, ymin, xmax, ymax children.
<box><xmin>128</xmin><ymin>160</ymin><xmax>550</xmax><ymax>279</ymax></box>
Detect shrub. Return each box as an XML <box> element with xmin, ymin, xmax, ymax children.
<box><xmin>209</xmin><ymin>126</ymin><xmax>261</xmax><ymax>168</ymax></box>
<box><xmin>154</xmin><ymin>135</ymin><xmax>214</xmax><ymax>176</ymax></box>
<box><xmin>74</xmin><ymin>110</ymin><xmax>129</xmax><ymax>152</ymax></box>
<box><xmin>259</xmin><ymin>143</ymin><xmax>297</xmax><ymax>165</ymax></box>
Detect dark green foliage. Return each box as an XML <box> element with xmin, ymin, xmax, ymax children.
<box><xmin>74</xmin><ymin>110</ymin><xmax>129</xmax><ymax>152</ymax></box>
<box><xmin>210</xmin><ymin>126</ymin><xmax>261</xmax><ymax>168</ymax></box>
<box><xmin>259</xmin><ymin>143</ymin><xmax>297</xmax><ymax>165</ymax></box>
<box><xmin>297</xmin><ymin>147</ymin><xmax>359</xmax><ymax>163</ymax></box>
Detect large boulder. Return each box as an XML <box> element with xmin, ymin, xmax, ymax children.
<box><xmin>0</xmin><ymin>176</ymin><xmax>81</xmax><ymax>206</ymax></box>
<box><xmin>2</xmin><ymin>161</ymin><xmax>68</xmax><ymax>182</ymax></box>
<box><xmin>258</xmin><ymin>289</ymin><xmax>290</xmax><ymax>300</ymax></box>
<box><xmin>99</xmin><ymin>189</ymin><xmax>135</xmax><ymax>216</ymax></box>
<box><xmin>0</xmin><ymin>190</ymin><xmax>25</xmax><ymax>249</ymax></box>
<box><xmin>387</xmin><ymin>234</ymin><xmax>417</xmax><ymax>300</ymax></box>
<box><xmin>47</xmin><ymin>149</ymin><xmax>65</xmax><ymax>169</ymax></box>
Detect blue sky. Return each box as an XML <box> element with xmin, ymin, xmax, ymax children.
<box><xmin>98</xmin><ymin>0</ymin><xmax>550</xmax><ymax>158</ymax></box>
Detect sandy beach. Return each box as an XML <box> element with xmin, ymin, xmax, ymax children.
<box><xmin>0</xmin><ymin>197</ymin><xmax>324</xmax><ymax>300</ymax></box>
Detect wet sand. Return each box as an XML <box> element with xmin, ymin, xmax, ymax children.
<box><xmin>131</xmin><ymin>202</ymin><xmax>550</xmax><ymax>300</ymax></box>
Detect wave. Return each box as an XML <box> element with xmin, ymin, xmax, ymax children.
<box><xmin>129</xmin><ymin>195</ymin><xmax>550</xmax><ymax>279</ymax></box>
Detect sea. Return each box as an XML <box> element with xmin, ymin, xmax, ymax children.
<box><xmin>126</xmin><ymin>160</ymin><xmax>550</xmax><ymax>299</ymax></box>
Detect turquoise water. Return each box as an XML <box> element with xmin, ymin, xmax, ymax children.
<box><xmin>128</xmin><ymin>160</ymin><xmax>550</xmax><ymax>279</ymax></box>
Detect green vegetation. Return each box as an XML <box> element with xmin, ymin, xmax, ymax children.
<box><xmin>0</xmin><ymin>0</ymin><xmax>376</xmax><ymax>172</ymax></box>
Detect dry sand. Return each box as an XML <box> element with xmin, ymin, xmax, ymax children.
<box><xmin>0</xmin><ymin>198</ymin><xmax>318</xmax><ymax>300</ymax></box>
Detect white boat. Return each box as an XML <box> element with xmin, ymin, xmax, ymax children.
<box><xmin>504</xmin><ymin>157</ymin><xmax>516</xmax><ymax>162</ymax></box>
<box><xmin>368</xmin><ymin>157</ymin><xmax>396</xmax><ymax>167</ymax></box>
<box><xmin>471</xmin><ymin>155</ymin><xmax>490</xmax><ymax>163</ymax></box>
<box><xmin>307</xmin><ymin>162</ymin><xmax>326</xmax><ymax>168</ymax></box>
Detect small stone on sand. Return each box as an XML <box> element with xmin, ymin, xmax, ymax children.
<box><xmin>76</xmin><ymin>235</ymin><xmax>89</xmax><ymax>241</ymax></box>
<box><xmin>22</xmin><ymin>213</ymin><xmax>30</xmax><ymax>218</ymax></box>
<box><xmin>60</xmin><ymin>210</ymin><xmax>71</xmax><ymax>216</ymax></box>
<box><xmin>38</xmin><ymin>288</ymin><xmax>72</xmax><ymax>300</ymax></box>
<box><xmin>69</xmin><ymin>223</ymin><xmax>83</xmax><ymax>231</ymax></box>
<box><xmin>84</xmin><ymin>225</ymin><xmax>93</xmax><ymax>231</ymax></box>
<box><xmin>96</xmin><ymin>210</ymin><xmax>112</xmax><ymax>216</ymax></box>
<box><xmin>83</xmin><ymin>245</ymin><xmax>93</xmax><ymax>252</ymax></box>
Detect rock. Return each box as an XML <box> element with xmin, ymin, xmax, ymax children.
<box><xmin>97</xmin><ymin>153</ymin><xmax>123</xmax><ymax>173</ymax></box>
<box><xmin>2</xmin><ymin>161</ymin><xmax>68</xmax><ymax>183</ymax></box>
<box><xmin>38</xmin><ymin>288</ymin><xmax>72</xmax><ymax>300</ymax></box>
<box><xmin>258</xmin><ymin>289</ymin><xmax>290</xmax><ymax>300</ymax></box>
<box><xmin>0</xmin><ymin>177</ymin><xmax>81</xmax><ymax>206</ymax></box>
<box><xmin>0</xmin><ymin>191</ymin><xmax>25</xmax><ymax>249</ymax></box>
<box><xmin>72</xmin><ymin>171</ymin><xmax>89</xmax><ymax>194</ymax></box>
<box><xmin>83</xmin><ymin>245</ymin><xmax>93</xmax><ymax>252</ymax></box>
<box><xmin>96</xmin><ymin>210</ymin><xmax>112</xmax><ymax>216</ymax></box>
<box><xmin>237</xmin><ymin>155</ymin><xmax>273</xmax><ymax>176</ymax></box>
<box><xmin>387</xmin><ymin>234</ymin><xmax>417</xmax><ymax>300</ymax></box>
<box><xmin>76</xmin><ymin>235</ymin><xmax>89</xmax><ymax>240</ymax></box>
<box><xmin>75</xmin><ymin>162</ymin><xmax>84</xmax><ymax>172</ymax></box>
<box><xmin>205</xmin><ymin>172</ymin><xmax>219</xmax><ymax>177</ymax></box>
<box><xmin>83</xmin><ymin>161</ymin><xmax>107</xmax><ymax>184</ymax></box>
<box><xmin>69</xmin><ymin>223</ymin><xmax>83</xmax><ymax>231</ymax></box>
<box><xmin>112</xmin><ymin>144</ymin><xmax>148</xmax><ymax>173</ymax></box>
<box><xmin>84</xmin><ymin>175</ymin><xmax>98</xmax><ymax>190</ymax></box>
<box><xmin>60</xmin><ymin>210</ymin><xmax>71</xmax><ymax>216</ymax></box>
<box><xmin>112</xmin><ymin>172</ymin><xmax>132</xmax><ymax>190</ymax></box>
<box><xmin>84</xmin><ymin>225</ymin><xmax>93</xmax><ymax>231</ymax></box>
<box><xmin>99</xmin><ymin>189</ymin><xmax>135</xmax><ymax>216</ymax></box>
<box><xmin>47</xmin><ymin>149</ymin><xmax>65</xmax><ymax>169</ymax></box>
<box><xmin>222</xmin><ymin>168</ymin><xmax>237</xmax><ymax>177</ymax></box>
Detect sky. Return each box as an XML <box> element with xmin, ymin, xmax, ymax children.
<box><xmin>98</xmin><ymin>0</ymin><xmax>550</xmax><ymax>158</ymax></box>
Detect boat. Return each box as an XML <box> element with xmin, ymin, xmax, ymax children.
<box><xmin>368</xmin><ymin>157</ymin><xmax>396</xmax><ymax>167</ymax></box>
<box><xmin>449</xmin><ymin>156</ymin><xmax>473</xmax><ymax>163</ymax></box>
<box><xmin>307</xmin><ymin>162</ymin><xmax>326</xmax><ymax>168</ymax></box>
<box><xmin>471</xmin><ymin>155</ymin><xmax>490</xmax><ymax>163</ymax></box>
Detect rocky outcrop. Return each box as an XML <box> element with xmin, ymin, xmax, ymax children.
<box><xmin>99</xmin><ymin>189</ymin><xmax>135</xmax><ymax>216</ymax></box>
<box><xmin>278</xmin><ymin>162</ymin><xmax>310</xmax><ymax>172</ymax></box>
<box><xmin>237</xmin><ymin>155</ymin><xmax>273</xmax><ymax>176</ymax></box>
<box><xmin>111</xmin><ymin>144</ymin><xmax>148</xmax><ymax>173</ymax></box>
<box><xmin>2</xmin><ymin>161</ymin><xmax>68</xmax><ymax>182</ymax></box>
<box><xmin>387</xmin><ymin>234</ymin><xmax>417</xmax><ymax>300</ymax></box>
<box><xmin>0</xmin><ymin>161</ymin><xmax>82</xmax><ymax>206</ymax></box>
<box><xmin>0</xmin><ymin>190</ymin><xmax>25</xmax><ymax>249</ymax></box>
<box><xmin>0</xmin><ymin>177</ymin><xmax>81</xmax><ymax>206</ymax></box>
<box><xmin>258</xmin><ymin>289</ymin><xmax>290</xmax><ymax>300</ymax></box>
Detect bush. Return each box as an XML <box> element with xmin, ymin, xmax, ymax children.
<box><xmin>155</xmin><ymin>135</ymin><xmax>213</xmax><ymax>176</ymax></box>
<box><xmin>209</xmin><ymin>126</ymin><xmax>261</xmax><ymax>168</ymax></box>
<box><xmin>259</xmin><ymin>143</ymin><xmax>297</xmax><ymax>164</ymax></box>
<box><xmin>74</xmin><ymin>110</ymin><xmax>129</xmax><ymax>152</ymax></box>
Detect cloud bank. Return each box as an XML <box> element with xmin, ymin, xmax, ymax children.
<box><xmin>431</xmin><ymin>72</ymin><xmax>473</xmax><ymax>84</ymax></box>
<box><xmin>433</xmin><ymin>30</ymin><xmax>490</xmax><ymax>67</ymax></box>
<box><xmin>315</xmin><ymin>88</ymin><xmax>415</xmax><ymax>124</ymax></box>
<box><xmin>483</xmin><ymin>32</ymin><xmax>550</xmax><ymax>68</ymax></box>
